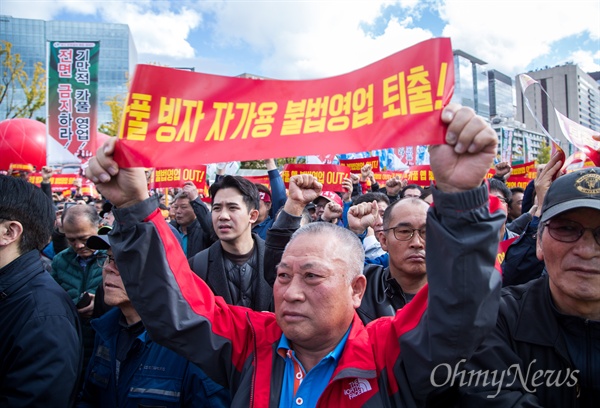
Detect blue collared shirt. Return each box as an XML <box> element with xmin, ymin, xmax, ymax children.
<box><xmin>277</xmin><ymin>326</ymin><xmax>351</xmax><ymax>408</ymax></box>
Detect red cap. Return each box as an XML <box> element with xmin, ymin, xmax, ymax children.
<box><xmin>258</xmin><ymin>191</ymin><xmax>271</xmax><ymax>203</ymax></box>
<box><xmin>315</xmin><ymin>190</ymin><xmax>343</xmax><ymax>206</ymax></box>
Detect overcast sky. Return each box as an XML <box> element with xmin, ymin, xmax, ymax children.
<box><xmin>2</xmin><ymin>0</ymin><xmax>599</xmax><ymax>80</ymax></box>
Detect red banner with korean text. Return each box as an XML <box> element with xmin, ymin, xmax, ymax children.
<box><xmin>496</xmin><ymin>236</ymin><xmax>519</xmax><ymax>275</ymax></box>
<box><xmin>282</xmin><ymin>164</ymin><xmax>351</xmax><ymax>192</ymax></box>
<box><xmin>372</xmin><ymin>170</ymin><xmax>407</xmax><ymax>184</ymax></box>
<box><xmin>113</xmin><ymin>38</ymin><xmax>454</xmax><ymax>168</ymax></box>
<box><xmin>149</xmin><ymin>166</ymin><xmax>207</xmax><ymax>189</ymax></box>
<box><xmin>9</xmin><ymin>163</ymin><xmax>35</xmax><ymax>173</ymax></box>
<box><xmin>404</xmin><ymin>165</ymin><xmax>434</xmax><ymax>187</ymax></box>
<box><xmin>28</xmin><ymin>173</ymin><xmax>80</xmax><ymax>192</ymax></box>
<box><xmin>510</xmin><ymin>161</ymin><xmax>537</xmax><ymax>179</ymax></box>
<box><xmin>339</xmin><ymin>156</ymin><xmax>380</xmax><ymax>173</ymax></box>
<box><xmin>243</xmin><ymin>175</ymin><xmax>271</xmax><ymax>188</ymax></box>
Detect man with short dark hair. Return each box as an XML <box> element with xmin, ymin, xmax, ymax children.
<box><xmin>189</xmin><ymin>175</ymin><xmax>272</xmax><ymax>311</ymax></box>
<box><xmin>400</xmin><ymin>184</ymin><xmax>424</xmax><ymax>198</ymax></box>
<box><xmin>0</xmin><ymin>175</ymin><xmax>82</xmax><ymax>407</ymax></box>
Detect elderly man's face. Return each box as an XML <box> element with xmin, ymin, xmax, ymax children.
<box><xmin>537</xmin><ymin>208</ymin><xmax>600</xmax><ymax>314</ymax></box>
<box><xmin>101</xmin><ymin>249</ymin><xmax>131</xmax><ymax>307</ymax></box>
<box><xmin>63</xmin><ymin>216</ymin><xmax>98</xmax><ymax>258</ymax></box>
<box><xmin>274</xmin><ymin>233</ymin><xmax>364</xmax><ymax>354</ymax></box>
<box><xmin>172</xmin><ymin>197</ymin><xmax>196</xmax><ymax>227</ymax></box>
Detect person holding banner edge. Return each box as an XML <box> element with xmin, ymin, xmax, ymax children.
<box><xmin>85</xmin><ymin>103</ymin><xmax>504</xmax><ymax>407</ymax></box>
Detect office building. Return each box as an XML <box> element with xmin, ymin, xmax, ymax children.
<box><xmin>488</xmin><ymin>69</ymin><xmax>515</xmax><ymax>119</ymax></box>
<box><xmin>0</xmin><ymin>15</ymin><xmax>137</xmax><ymax>126</ymax></box>
<box><xmin>452</xmin><ymin>49</ymin><xmax>490</xmax><ymax>118</ymax></box>
<box><xmin>516</xmin><ymin>64</ymin><xmax>600</xmax><ymax>154</ymax></box>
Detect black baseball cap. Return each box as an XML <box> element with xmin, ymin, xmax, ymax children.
<box><xmin>540</xmin><ymin>167</ymin><xmax>600</xmax><ymax>223</ymax></box>
<box><xmin>85</xmin><ymin>228</ymin><xmax>111</xmax><ymax>250</ymax></box>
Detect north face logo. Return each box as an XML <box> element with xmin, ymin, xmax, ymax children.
<box><xmin>343</xmin><ymin>378</ymin><xmax>372</xmax><ymax>399</ymax></box>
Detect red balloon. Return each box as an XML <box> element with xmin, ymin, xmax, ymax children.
<box><xmin>0</xmin><ymin>118</ymin><xmax>47</xmax><ymax>171</ymax></box>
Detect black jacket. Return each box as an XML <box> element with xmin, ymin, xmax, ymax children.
<box><xmin>358</xmin><ymin>265</ymin><xmax>412</xmax><ymax>324</ymax></box>
<box><xmin>502</xmin><ymin>216</ymin><xmax>546</xmax><ymax>287</ymax></box>
<box><xmin>0</xmin><ymin>250</ymin><xmax>82</xmax><ymax>407</ymax></box>
<box><xmin>171</xmin><ymin>218</ymin><xmax>210</xmax><ymax>258</ymax></box>
<box><xmin>188</xmin><ymin>234</ymin><xmax>273</xmax><ymax>312</ymax></box>
<box><xmin>460</xmin><ymin>276</ymin><xmax>600</xmax><ymax>407</ymax></box>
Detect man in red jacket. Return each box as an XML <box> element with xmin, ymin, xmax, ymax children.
<box><xmin>86</xmin><ymin>103</ymin><xmax>504</xmax><ymax>407</ymax></box>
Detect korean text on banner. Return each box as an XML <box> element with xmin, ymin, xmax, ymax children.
<box><xmin>282</xmin><ymin>164</ymin><xmax>351</xmax><ymax>192</ymax></box>
<box><xmin>113</xmin><ymin>38</ymin><xmax>454</xmax><ymax>168</ymax></box>
<box><xmin>47</xmin><ymin>41</ymin><xmax>100</xmax><ymax>161</ymax></box>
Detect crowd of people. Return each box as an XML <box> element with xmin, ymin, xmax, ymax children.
<box><xmin>1</xmin><ymin>103</ymin><xmax>598</xmax><ymax>407</ymax></box>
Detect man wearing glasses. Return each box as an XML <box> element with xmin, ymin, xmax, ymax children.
<box><xmin>460</xmin><ymin>166</ymin><xmax>600</xmax><ymax>407</ymax></box>
<box><xmin>79</xmin><ymin>234</ymin><xmax>230</xmax><ymax>407</ymax></box>
<box><xmin>356</xmin><ymin>197</ymin><xmax>430</xmax><ymax>324</ymax></box>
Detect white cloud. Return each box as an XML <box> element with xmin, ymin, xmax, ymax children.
<box><xmin>569</xmin><ymin>49</ymin><xmax>600</xmax><ymax>73</ymax></box>
<box><xmin>439</xmin><ymin>0</ymin><xmax>600</xmax><ymax>76</ymax></box>
<box><xmin>3</xmin><ymin>0</ymin><xmax>598</xmax><ymax>79</ymax></box>
<box><xmin>1</xmin><ymin>0</ymin><xmax>99</xmax><ymax>20</ymax></box>
<box><xmin>98</xmin><ymin>2</ymin><xmax>201</xmax><ymax>59</ymax></box>
<box><xmin>198</xmin><ymin>1</ymin><xmax>432</xmax><ymax>79</ymax></box>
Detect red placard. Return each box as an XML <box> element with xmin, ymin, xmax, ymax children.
<box><xmin>243</xmin><ymin>175</ymin><xmax>271</xmax><ymax>188</ymax></box>
<box><xmin>149</xmin><ymin>165</ymin><xmax>207</xmax><ymax>189</ymax></box>
<box><xmin>281</xmin><ymin>164</ymin><xmax>351</xmax><ymax>192</ymax></box>
<box><xmin>28</xmin><ymin>173</ymin><xmax>81</xmax><ymax>192</ymax></box>
<box><xmin>404</xmin><ymin>165</ymin><xmax>434</xmax><ymax>187</ymax></box>
<box><xmin>339</xmin><ymin>156</ymin><xmax>380</xmax><ymax>173</ymax></box>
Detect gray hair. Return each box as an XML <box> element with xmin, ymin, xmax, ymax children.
<box><xmin>286</xmin><ymin>222</ymin><xmax>364</xmax><ymax>282</ymax></box>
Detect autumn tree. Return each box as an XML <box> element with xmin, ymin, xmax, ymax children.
<box><xmin>0</xmin><ymin>41</ymin><xmax>46</xmax><ymax>119</ymax></box>
<box><xmin>98</xmin><ymin>95</ymin><xmax>125</xmax><ymax>136</ymax></box>
<box><xmin>536</xmin><ymin>141</ymin><xmax>551</xmax><ymax>164</ymax></box>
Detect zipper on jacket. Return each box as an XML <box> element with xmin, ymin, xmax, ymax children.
<box><xmin>247</xmin><ymin>312</ymin><xmax>258</xmax><ymax>408</ymax></box>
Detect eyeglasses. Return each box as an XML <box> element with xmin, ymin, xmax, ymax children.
<box><xmin>544</xmin><ymin>220</ymin><xmax>600</xmax><ymax>246</ymax></box>
<box><xmin>95</xmin><ymin>253</ymin><xmax>116</xmax><ymax>267</ymax></box>
<box><xmin>382</xmin><ymin>226</ymin><xmax>426</xmax><ymax>241</ymax></box>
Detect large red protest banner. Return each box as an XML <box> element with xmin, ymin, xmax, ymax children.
<box><xmin>113</xmin><ymin>38</ymin><xmax>454</xmax><ymax>168</ymax></box>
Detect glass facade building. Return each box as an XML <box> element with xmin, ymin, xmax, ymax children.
<box><xmin>452</xmin><ymin>49</ymin><xmax>490</xmax><ymax>119</ymax></box>
<box><xmin>0</xmin><ymin>15</ymin><xmax>137</xmax><ymax>126</ymax></box>
<box><xmin>488</xmin><ymin>69</ymin><xmax>514</xmax><ymax>119</ymax></box>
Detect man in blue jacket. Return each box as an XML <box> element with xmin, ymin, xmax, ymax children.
<box><xmin>78</xmin><ymin>233</ymin><xmax>229</xmax><ymax>408</ymax></box>
<box><xmin>0</xmin><ymin>175</ymin><xmax>82</xmax><ymax>407</ymax></box>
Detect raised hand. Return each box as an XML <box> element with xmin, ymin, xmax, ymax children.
<box><xmin>182</xmin><ymin>181</ymin><xmax>199</xmax><ymax>201</ymax></box>
<box><xmin>321</xmin><ymin>201</ymin><xmax>343</xmax><ymax>223</ymax></box>
<box><xmin>284</xmin><ymin>174</ymin><xmax>323</xmax><ymax>216</ymax></box>
<box><xmin>347</xmin><ymin>200</ymin><xmax>380</xmax><ymax>234</ymax></box>
<box><xmin>85</xmin><ymin>138</ymin><xmax>149</xmax><ymax>208</ymax></box>
<box><xmin>429</xmin><ymin>104</ymin><xmax>498</xmax><ymax>193</ymax></box>
<box><xmin>341</xmin><ymin>177</ymin><xmax>354</xmax><ymax>202</ymax></box>
<box><xmin>385</xmin><ymin>176</ymin><xmax>403</xmax><ymax>196</ymax></box>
